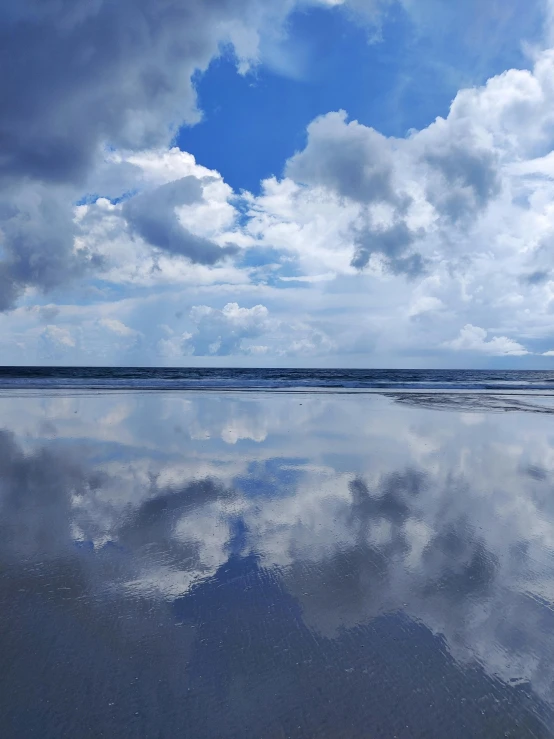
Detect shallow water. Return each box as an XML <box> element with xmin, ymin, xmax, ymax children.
<box><xmin>1</xmin><ymin>390</ymin><xmax>554</xmax><ymax>737</ymax></box>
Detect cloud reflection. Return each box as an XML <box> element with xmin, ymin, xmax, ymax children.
<box><xmin>1</xmin><ymin>391</ymin><xmax>554</xmax><ymax>736</ymax></box>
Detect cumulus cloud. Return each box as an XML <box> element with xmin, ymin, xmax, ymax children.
<box><xmin>188</xmin><ymin>302</ymin><xmax>272</xmax><ymax>355</ymax></box>
<box><xmin>416</xmin><ymin>119</ymin><xmax>501</xmax><ymax>224</ymax></box>
<box><xmin>98</xmin><ymin>318</ymin><xmax>140</xmax><ymax>338</ymax></box>
<box><xmin>230</xmin><ymin>45</ymin><xmax>554</xmax><ymax>360</ymax></box>
<box><xmin>0</xmin><ymin>183</ymin><xmax>103</xmax><ymax>310</ymax></box>
<box><xmin>284</xmin><ymin>111</ymin><xmax>424</xmax><ymax>275</ymax></box>
<box><xmin>38</xmin><ymin>325</ymin><xmax>78</xmax><ymax>360</ymax></box>
<box><xmin>287</xmin><ymin>328</ymin><xmax>335</xmax><ymax>355</ymax></box>
<box><xmin>281</xmin><ymin>95</ymin><xmax>503</xmax><ymax>274</ymax></box>
<box><xmin>40</xmin><ymin>325</ymin><xmax>76</xmax><ymax>348</ymax></box>
<box><xmin>0</xmin><ymin>0</ymin><xmax>277</xmax><ymax>186</ymax></box>
<box><xmin>352</xmin><ymin>222</ymin><xmax>425</xmax><ymax>275</ymax></box>
<box><xmin>0</xmin><ymin>0</ymin><xmax>345</xmax><ymax>310</ymax></box>
<box><xmin>2</xmin><ymin>0</ymin><xmax>554</xmax><ymax>364</ymax></box>
<box><xmin>445</xmin><ymin>324</ymin><xmax>529</xmax><ymax>356</ymax></box>
<box><xmin>287</xmin><ymin>112</ymin><xmax>403</xmax><ymax>207</ymax></box>
<box><xmin>70</xmin><ymin>149</ymin><xmax>252</xmax><ymax>288</ymax></box>
<box><xmin>157</xmin><ymin>332</ymin><xmax>194</xmax><ymax>360</ymax></box>
<box><xmin>0</xmin><ymin>0</ymin><xmax>283</xmax><ymax>308</ymax></box>
<box><xmin>122</xmin><ymin>176</ymin><xmax>239</xmax><ymax>264</ymax></box>
<box><xmin>408</xmin><ymin>295</ymin><xmax>445</xmax><ymax>318</ymax></box>
<box><xmin>278</xmin><ymin>47</ymin><xmax>554</xmax><ymax>276</ymax></box>
<box><xmin>152</xmin><ymin>300</ymin><xmax>336</xmax><ymax>359</ymax></box>
<box><xmin>276</xmin><ymin>109</ymin><xmax>494</xmax><ymax>279</ymax></box>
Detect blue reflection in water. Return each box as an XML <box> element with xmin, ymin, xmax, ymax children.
<box><xmin>0</xmin><ymin>390</ymin><xmax>554</xmax><ymax>737</ymax></box>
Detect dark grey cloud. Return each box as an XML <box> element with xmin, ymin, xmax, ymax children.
<box><xmin>0</xmin><ymin>265</ymin><xmax>22</xmax><ymax>313</ymax></box>
<box><xmin>0</xmin><ymin>184</ymin><xmax>103</xmax><ymax>310</ymax></box>
<box><xmin>288</xmin><ymin>111</ymin><xmax>501</xmax><ymax>226</ymax></box>
<box><xmin>0</xmin><ymin>0</ymin><xmax>270</xmax><ymax>308</ymax></box>
<box><xmin>517</xmin><ymin>238</ymin><xmax>554</xmax><ymax>289</ymax></box>
<box><xmin>352</xmin><ymin>221</ymin><xmax>426</xmax><ymax>277</ymax></box>
<box><xmin>420</xmin><ymin>134</ymin><xmax>502</xmax><ymax>224</ymax></box>
<box><xmin>0</xmin><ymin>0</ymin><xmax>257</xmax><ymax>185</ymax></box>
<box><xmin>286</xmin><ymin>111</ymin><xmax>408</xmax><ymax>208</ymax></box>
<box><xmin>123</xmin><ymin>176</ymin><xmax>239</xmax><ymax>264</ymax></box>
<box><xmin>388</xmin><ymin>251</ymin><xmax>427</xmax><ymax>277</ymax></box>
<box><xmin>426</xmin><ymin>146</ymin><xmax>500</xmax><ymax>209</ymax></box>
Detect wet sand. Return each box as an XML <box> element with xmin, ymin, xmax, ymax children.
<box><xmin>1</xmin><ymin>390</ymin><xmax>554</xmax><ymax>737</ymax></box>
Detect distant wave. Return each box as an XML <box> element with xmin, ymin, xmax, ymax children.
<box><xmin>0</xmin><ymin>367</ymin><xmax>553</xmax><ymax>393</ymax></box>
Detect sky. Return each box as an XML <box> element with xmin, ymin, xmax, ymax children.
<box><xmin>1</xmin><ymin>0</ymin><xmax>554</xmax><ymax>367</ymax></box>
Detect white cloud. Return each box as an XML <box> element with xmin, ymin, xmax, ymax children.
<box><xmin>157</xmin><ymin>332</ymin><xmax>194</xmax><ymax>359</ymax></box>
<box><xmin>408</xmin><ymin>296</ymin><xmax>445</xmax><ymax>318</ymax></box>
<box><xmin>234</xmin><ymin>46</ymin><xmax>554</xmax><ymax>361</ymax></box>
<box><xmin>74</xmin><ymin>149</ymin><xmax>252</xmax><ymax>289</ymax></box>
<box><xmin>188</xmin><ymin>302</ymin><xmax>272</xmax><ymax>356</ymax></box>
<box><xmin>41</xmin><ymin>325</ymin><xmax>76</xmax><ymax>348</ymax></box>
<box><xmin>2</xmin><ymin>0</ymin><xmax>371</xmax><ymax>309</ymax></box>
<box><xmin>445</xmin><ymin>324</ymin><xmax>530</xmax><ymax>356</ymax></box>
<box><xmin>98</xmin><ymin>318</ymin><xmax>140</xmax><ymax>338</ymax></box>
<box><xmin>2</xmin><ymin>3</ymin><xmax>554</xmax><ymax>364</ymax></box>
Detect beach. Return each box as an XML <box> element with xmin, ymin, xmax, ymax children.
<box><xmin>1</xmin><ymin>386</ymin><xmax>554</xmax><ymax>737</ymax></box>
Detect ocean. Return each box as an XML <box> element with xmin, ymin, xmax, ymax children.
<box><xmin>0</xmin><ymin>366</ymin><xmax>553</xmax><ymax>391</ymax></box>
<box><xmin>1</xmin><ymin>371</ymin><xmax>554</xmax><ymax>737</ymax></box>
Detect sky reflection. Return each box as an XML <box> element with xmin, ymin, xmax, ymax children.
<box><xmin>1</xmin><ymin>391</ymin><xmax>554</xmax><ymax>737</ymax></box>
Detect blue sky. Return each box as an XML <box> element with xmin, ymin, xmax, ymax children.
<box><xmin>179</xmin><ymin>1</ymin><xmax>544</xmax><ymax>193</ymax></box>
<box><xmin>1</xmin><ymin>0</ymin><xmax>554</xmax><ymax>366</ymax></box>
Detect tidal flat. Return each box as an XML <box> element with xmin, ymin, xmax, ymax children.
<box><xmin>1</xmin><ymin>389</ymin><xmax>554</xmax><ymax>737</ymax></box>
